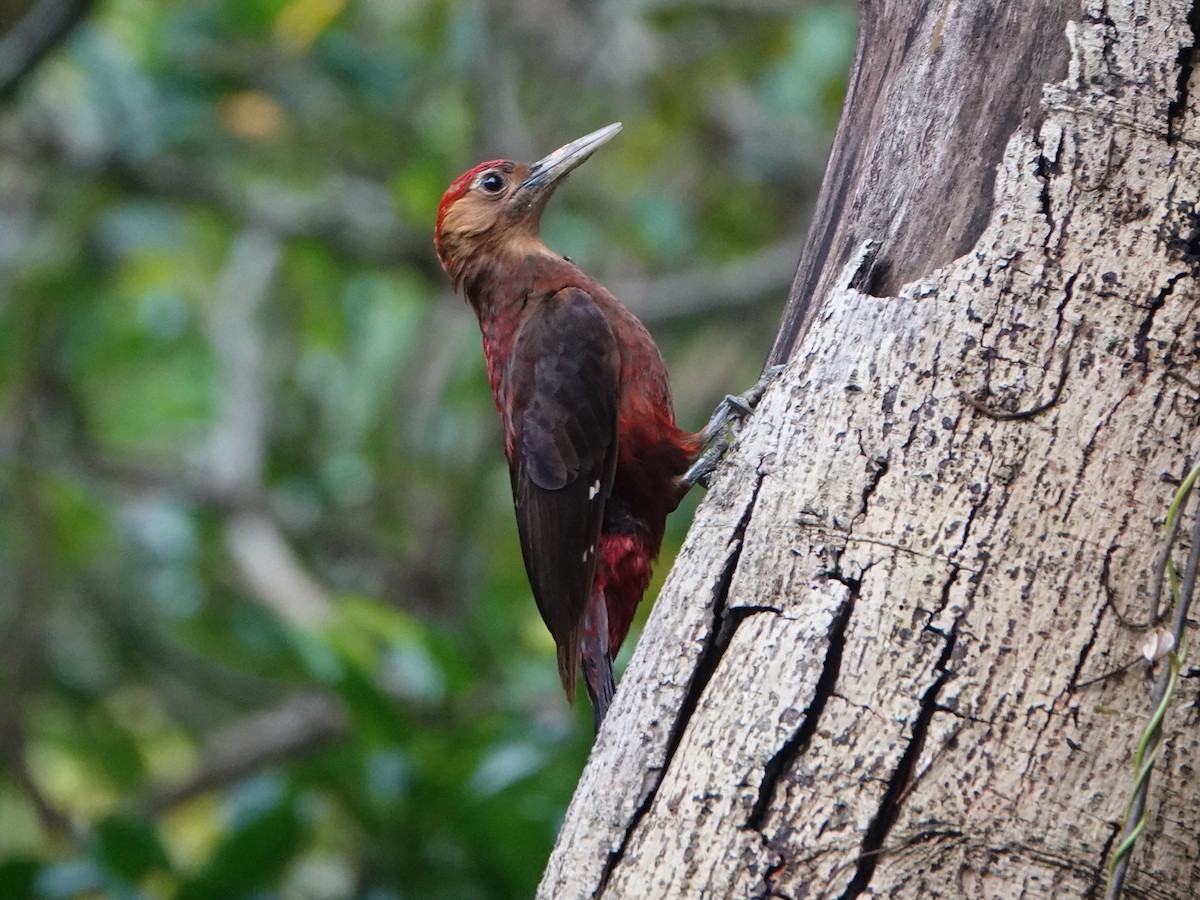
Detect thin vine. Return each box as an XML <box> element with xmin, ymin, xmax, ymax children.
<box><xmin>1104</xmin><ymin>454</ymin><xmax>1200</xmax><ymax>899</ymax></box>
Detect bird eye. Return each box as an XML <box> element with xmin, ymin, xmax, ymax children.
<box><xmin>479</xmin><ymin>172</ymin><xmax>506</xmax><ymax>194</ymax></box>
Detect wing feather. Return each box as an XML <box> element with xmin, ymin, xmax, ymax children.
<box><xmin>504</xmin><ymin>287</ymin><xmax>619</xmax><ymax>701</ymax></box>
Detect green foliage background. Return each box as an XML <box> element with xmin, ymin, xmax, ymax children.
<box><xmin>0</xmin><ymin>0</ymin><xmax>853</xmax><ymax>896</ymax></box>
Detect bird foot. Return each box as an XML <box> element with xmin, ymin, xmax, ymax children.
<box><xmin>681</xmin><ymin>365</ymin><xmax>784</xmax><ymax>490</ymax></box>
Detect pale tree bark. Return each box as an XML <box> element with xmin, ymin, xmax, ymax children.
<box><xmin>541</xmin><ymin>0</ymin><xmax>1200</xmax><ymax>896</ymax></box>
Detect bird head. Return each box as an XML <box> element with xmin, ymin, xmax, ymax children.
<box><xmin>434</xmin><ymin>123</ymin><xmax>622</xmax><ymax>291</ymax></box>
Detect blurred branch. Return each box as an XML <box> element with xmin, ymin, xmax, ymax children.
<box><xmin>225</xmin><ymin>513</ymin><xmax>334</xmax><ymax>625</ymax></box>
<box><xmin>208</xmin><ymin>229</ymin><xmax>279</xmax><ymax>494</ymax></box>
<box><xmin>608</xmin><ymin>234</ymin><xmax>800</xmax><ymax>322</ymax></box>
<box><xmin>0</xmin><ymin>722</ymin><xmax>73</xmax><ymax>836</ymax></box>
<box><xmin>0</xmin><ymin>377</ymin><xmax>71</xmax><ymax>836</ymax></box>
<box><xmin>82</xmin><ymin>578</ymin><xmax>284</xmax><ymax>709</ymax></box>
<box><xmin>72</xmin><ymin>453</ymin><xmax>265</xmax><ymax>514</ymax></box>
<box><xmin>2</xmin><ymin>119</ymin><xmax>798</xmax><ymax>316</ymax></box>
<box><xmin>207</xmin><ymin>228</ymin><xmax>334</xmax><ymax>626</ymax></box>
<box><xmin>0</xmin><ymin>0</ymin><xmax>93</xmax><ymax>99</ymax></box>
<box><xmin>140</xmin><ymin>691</ymin><xmax>348</xmax><ymax>815</ymax></box>
<box><xmin>650</xmin><ymin>0</ymin><xmax>806</xmax><ymax>9</ymax></box>
<box><xmin>66</xmin><ymin>447</ymin><xmax>456</xmax><ymax>622</ymax></box>
<box><xmin>0</xmin><ymin>124</ymin><xmax>417</xmax><ymax>266</ymax></box>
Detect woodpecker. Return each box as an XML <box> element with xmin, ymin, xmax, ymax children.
<box><xmin>435</xmin><ymin>123</ymin><xmax>772</xmax><ymax>729</ymax></box>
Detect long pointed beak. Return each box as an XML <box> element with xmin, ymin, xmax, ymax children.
<box><xmin>516</xmin><ymin>123</ymin><xmax>622</xmax><ymax>205</ymax></box>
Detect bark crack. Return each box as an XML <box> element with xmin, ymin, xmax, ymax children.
<box><xmin>1035</xmin><ymin>143</ymin><xmax>1056</xmax><ymax>243</ymax></box>
<box><xmin>957</xmin><ymin>494</ymin><xmax>984</xmax><ymax>553</ymax></box>
<box><xmin>595</xmin><ymin>475</ymin><xmax>764</xmax><ymax>897</ymax></box>
<box><xmin>1134</xmin><ymin>271</ymin><xmax>1186</xmax><ymax>367</ymax></box>
<box><xmin>745</xmin><ymin>572</ymin><xmax>860</xmax><ymax>833</ymax></box>
<box><xmin>1066</xmin><ymin>543</ymin><xmax>1120</xmax><ymax>695</ymax></box>
<box><xmin>1087</xmin><ymin>821</ymin><xmax>1124</xmax><ymax>899</ymax></box>
<box><xmin>1167</xmin><ymin>0</ymin><xmax>1200</xmax><ymax>144</ymax></box>
<box><xmin>1019</xmin><ymin>704</ymin><xmax>1058</xmax><ymax>783</ymax></box>
<box><xmin>837</xmin><ymin>619</ymin><xmax>960</xmax><ymax>899</ymax></box>
<box><xmin>1062</xmin><ymin>385</ymin><xmax>1135</xmax><ymax>524</ymax></box>
<box><xmin>856</xmin><ymin>446</ymin><xmax>890</xmax><ymax>522</ymax></box>
<box><xmin>927</xmin><ymin>564</ymin><xmax>964</xmax><ymax>624</ymax></box>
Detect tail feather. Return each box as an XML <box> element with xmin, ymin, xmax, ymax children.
<box><xmin>582</xmin><ymin>647</ymin><xmax>616</xmax><ymax>731</ymax></box>
<box><xmin>581</xmin><ymin>589</ymin><xmax>615</xmax><ymax>731</ymax></box>
<box><xmin>556</xmin><ymin>632</ymin><xmax>580</xmax><ymax>705</ymax></box>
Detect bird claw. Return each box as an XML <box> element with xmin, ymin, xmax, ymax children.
<box><xmin>720</xmin><ymin>393</ymin><xmax>754</xmax><ymax>418</ymax></box>
<box><xmin>681</xmin><ymin>365</ymin><xmax>784</xmax><ymax>490</ymax></box>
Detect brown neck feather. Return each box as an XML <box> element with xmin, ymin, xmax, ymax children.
<box><xmin>447</xmin><ymin>232</ymin><xmax>560</xmax><ymax>298</ymax></box>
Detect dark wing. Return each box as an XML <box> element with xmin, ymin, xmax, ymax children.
<box><xmin>504</xmin><ymin>287</ymin><xmax>620</xmax><ymax>702</ymax></box>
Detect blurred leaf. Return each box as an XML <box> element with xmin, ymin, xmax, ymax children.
<box><xmin>335</xmin><ymin>661</ymin><xmax>410</xmax><ymax>745</ymax></box>
<box><xmin>177</xmin><ymin>797</ymin><xmax>301</xmax><ymax>900</ymax></box>
<box><xmin>43</xmin><ymin>472</ymin><xmax>113</xmax><ymax>567</ymax></box>
<box><xmin>92</xmin><ymin>812</ymin><xmax>172</xmax><ymax>882</ymax></box>
<box><xmin>0</xmin><ymin>858</ymin><xmax>39</xmax><ymax>900</ymax></box>
<box><xmin>275</xmin><ymin>0</ymin><xmax>347</xmax><ymax>51</ymax></box>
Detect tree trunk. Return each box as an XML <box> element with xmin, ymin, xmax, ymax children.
<box><xmin>541</xmin><ymin>0</ymin><xmax>1200</xmax><ymax>896</ymax></box>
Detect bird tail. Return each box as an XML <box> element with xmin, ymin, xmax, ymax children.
<box><xmin>581</xmin><ymin>589</ymin><xmax>616</xmax><ymax>732</ymax></box>
<box><xmin>556</xmin><ymin>634</ymin><xmax>580</xmax><ymax>705</ymax></box>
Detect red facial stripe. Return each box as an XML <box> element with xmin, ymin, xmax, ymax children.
<box><xmin>436</xmin><ymin>160</ymin><xmax>506</xmax><ymax>235</ymax></box>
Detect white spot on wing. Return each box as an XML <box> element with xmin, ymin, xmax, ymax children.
<box><xmin>589</xmin><ymin>480</ymin><xmax>601</xmax><ymax>499</ymax></box>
